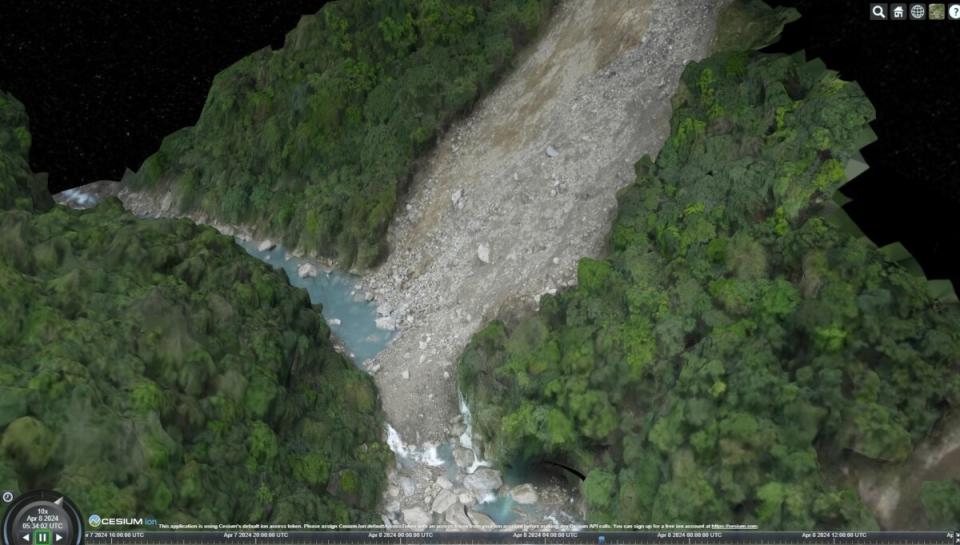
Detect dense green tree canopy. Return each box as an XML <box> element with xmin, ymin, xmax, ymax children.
<box><xmin>458</xmin><ymin>50</ymin><xmax>960</xmax><ymax>529</ymax></box>
<box><xmin>0</xmin><ymin>91</ymin><xmax>52</xmax><ymax>212</ymax></box>
<box><xmin>130</xmin><ymin>0</ymin><xmax>553</xmax><ymax>268</ymax></box>
<box><xmin>922</xmin><ymin>480</ymin><xmax>960</xmax><ymax>530</ymax></box>
<box><xmin>1</xmin><ymin>92</ymin><xmax>391</xmax><ymax>523</ymax></box>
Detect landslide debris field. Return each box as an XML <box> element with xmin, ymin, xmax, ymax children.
<box><xmin>361</xmin><ymin>0</ymin><xmax>725</xmax><ymax>447</ymax></box>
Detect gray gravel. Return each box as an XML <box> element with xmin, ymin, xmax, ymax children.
<box><xmin>361</xmin><ymin>0</ymin><xmax>726</xmax><ymax>448</ymax></box>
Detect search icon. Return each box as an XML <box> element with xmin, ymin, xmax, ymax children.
<box><xmin>871</xmin><ymin>3</ymin><xmax>888</xmax><ymax>19</ymax></box>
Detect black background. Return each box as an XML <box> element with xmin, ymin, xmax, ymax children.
<box><xmin>0</xmin><ymin>0</ymin><xmax>328</xmax><ymax>189</ymax></box>
<box><xmin>765</xmin><ymin>1</ymin><xmax>960</xmax><ymax>290</ymax></box>
<box><xmin>0</xmin><ymin>1</ymin><xmax>957</xmax><ymax>288</ymax></box>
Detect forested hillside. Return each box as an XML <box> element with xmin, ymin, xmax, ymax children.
<box><xmin>458</xmin><ymin>50</ymin><xmax>960</xmax><ymax>528</ymax></box>
<box><xmin>129</xmin><ymin>0</ymin><xmax>553</xmax><ymax>268</ymax></box>
<box><xmin>1</xmin><ymin>92</ymin><xmax>391</xmax><ymax>523</ymax></box>
<box><xmin>0</xmin><ymin>91</ymin><xmax>52</xmax><ymax>212</ymax></box>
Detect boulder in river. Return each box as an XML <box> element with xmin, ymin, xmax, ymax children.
<box><xmin>297</xmin><ymin>263</ymin><xmax>318</xmax><ymax>278</ymax></box>
<box><xmin>453</xmin><ymin>447</ymin><xmax>475</xmax><ymax>469</ymax></box>
<box><xmin>510</xmin><ymin>483</ymin><xmax>538</xmax><ymax>504</ymax></box>
<box><xmin>463</xmin><ymin>468</ymin><xmax>502</xmax><ymax>495</ymax></box>
<box><xmin>257</xmin><ymin>239</ymin><xmax>276</xmax><ymax>252</ymax></box>
<box><xmin>326</xmin><ymin>318</ymin><xmax>342</xmax><ymax>326</ymax></box>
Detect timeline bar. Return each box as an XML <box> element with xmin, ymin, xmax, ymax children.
<box><xmin>83</xmin><ymin>530</ymin><xmax>958</xmax><ymax>545</ymax></box>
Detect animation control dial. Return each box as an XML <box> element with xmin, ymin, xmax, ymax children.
<box><xmin>1</xmin><ymin>491</ymin><xmax>83</xmax><ymax>545</ymax></box>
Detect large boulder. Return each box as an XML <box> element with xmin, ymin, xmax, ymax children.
<box><xmin>510</xmin><ymin>483</ymin><xmax>538</xmax><ymax>504</ymax></box>
<box><xmin>402</xmin><ymin>506</ymin><xmax>432</xmax><ymax>528</ymax></box>
<box><xmin>463</xmin><ymin>468</ymin><xmax>502</xmax><ymax>495</ymax></box>
<box><xmin>444</xmin><ymin>503</ymin><xmax>472</xmax><ymax>526</ymax></box>
<box><xmin>477</xmin><ymin>243</ymin><xmax>491</xmax><ymax>264</ymax></box>
<box><xmin>431</xmin><ymin>489</ymin><xmax>458</xmax><ymax>513</ymax></box>
<box><xmin>399</xmin><ymin>476</ymin><xmax>416</xmax><ymax>497</ymax></box>
<box><xmin>467</xmin><ymin>510</ymin><xmax>496</xmax><ymax>526</ymax></box>
<box><xmin>297</xmin><ymin>262</ymin><xmax>318</xmax><ymax>278</ymax></box>
<box><xmin>453</xmin><ymin>447</ymin><xmax>475</xmax><ymax>469</ymax></box>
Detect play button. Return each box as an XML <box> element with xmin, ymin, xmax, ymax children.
<box><xmin>54</xmin><ymin>535</ymin><xmax>63</xmax><ymax>542</ymax></box>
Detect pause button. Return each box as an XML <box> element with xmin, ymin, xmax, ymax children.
<box><xmin>32</xmin><ymin>530</ymin><xmax>50</xmax><ymax>545</ymax></box>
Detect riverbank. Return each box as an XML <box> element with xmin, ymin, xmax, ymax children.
<box><xmin>355</xmin><ymin>0</ymin><xmax>726</xmax><ymax>524</ymax></box>
<box><xmin>52</xmin><ymin>0</ymin><xmax>728</xmax><ymax>527</ymax></box>
<box><xmin>54</xmin><ymin>181</ymin><xmax>575</xmax><ymax>528</ymax></box>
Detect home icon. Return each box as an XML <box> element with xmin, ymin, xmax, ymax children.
<box><xmin>892</xmin><ymin>4</ymin><xmax>907</xmax><ymax>18</ymax></box>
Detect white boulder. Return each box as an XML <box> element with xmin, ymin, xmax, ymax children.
<box><xmin>477</xmin><ymin>243</ymin><xmax>491</xmax><ymax>264</ymax></box>
<box><xmin>376</xmin><ymin>316</ymin><xmax>397</xmax><ymax>331</ymax></box>
<box><xmin>297</xmin><ymin>263</ymin><xmax>318</xmax><ymax>278</ymax></box>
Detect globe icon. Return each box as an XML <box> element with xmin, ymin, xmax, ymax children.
<box><xmin>911</xmin><ymin>4</ymin><xmax>926</xmax><ymax>18</ymax></box>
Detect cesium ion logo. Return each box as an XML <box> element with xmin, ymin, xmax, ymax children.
<box><xmin>87</xmin><ymin>514</ymin><xmax>102</xmax><ymax>528</ymax></box>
